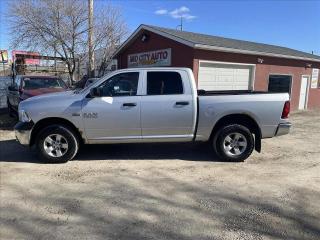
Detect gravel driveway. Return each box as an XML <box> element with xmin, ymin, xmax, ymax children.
<box><xmin>0</xmin><ymin>111</ymin><xmax>319</xmax><ymax>240</ymax></box>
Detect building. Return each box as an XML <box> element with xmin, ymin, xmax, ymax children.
<box><xmin>113</xmin><ymin>24</ymin><xmax>320</xmax><ymax>110</ymax></box>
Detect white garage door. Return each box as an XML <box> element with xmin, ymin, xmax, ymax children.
<box><xmin>198</xmin><ymin>62</ymin><xmax>254</xmax><ymax>91</ymax></box>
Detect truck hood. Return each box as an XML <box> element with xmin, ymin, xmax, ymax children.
<box><xmin>19</xmin><ymin>90</ymin><xmax>84</xmax><ymax>123</ymax></box>
<box><xmin>23</xmin><ymin>90</ymin><xmax>76</xmax><ymax>102</ymax></box>
<box><xmin>21</xmin><ymin>88</ymin><xmax>67</xmax><ymax>100</ymax></box>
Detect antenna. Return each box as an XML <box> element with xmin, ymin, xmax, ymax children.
<box><xmin>176</xmin><ymin>16</ymin><xmax>183</xmax><ymax>31</ymax></box>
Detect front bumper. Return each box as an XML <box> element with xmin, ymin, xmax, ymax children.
<box><xmin>275</xmin><ymin>122</ymin><xmax>292</xmax><ymax>136</ymax></box>
<box><xmin>14</xmin><ymin>121</ymin><xmax>34</xmax><ymax>146</ymax></box>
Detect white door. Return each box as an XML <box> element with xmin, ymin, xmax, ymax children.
<box><xmin>82</xmin><ymin>71</ymin><xmax>142</xmax><ymax>142</ymax></box>
<box><xmin>198</xmin><ymin>62</ymin><xmax>254</xmax><ymax>90</ymax></box>
<box><xmin>298</xmin><ymin>76</ymin><xmax>309</xmax><ymax>110</ymax></box>
<box><xmin>141</xmin><ymin>70</ymin><xmax>194</xmax><ymax>142</ymax></box>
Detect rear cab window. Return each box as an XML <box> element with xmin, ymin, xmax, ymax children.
<box><xmin>146</xmin><ymin>71</ymin><xmax>183</xmax><ymax>95</ymax></box>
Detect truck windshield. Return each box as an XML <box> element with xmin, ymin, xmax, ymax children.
<box><xmin>22</xmin><ymin>78</ymin><xmax>67</xmax><ymax>90</ymax></box>
<box><xmin>77</xmin><ymin>72</ymin><xmax>112</xmax><ymax>94</ymax></box>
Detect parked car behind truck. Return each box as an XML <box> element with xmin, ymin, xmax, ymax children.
<box><xmin>14</xmin><ymin>68</ymin><xmax>291</xmax><ymax>163</ymax></box>
<box><xmin>7</xmin><ymin>75</ymin><xmax>68</xmax><ymax>116</ymax></box>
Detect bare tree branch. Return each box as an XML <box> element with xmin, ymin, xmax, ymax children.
<box><xmin>8</xmin><ymin>0</ymin><xmax>127</xmax><ymax>82</ymax></box>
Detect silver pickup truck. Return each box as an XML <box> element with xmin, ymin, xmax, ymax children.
<box><xmin>15</xmin><ymin>68</ymin><xmax>291</xmax><ymax>163</ymax></box>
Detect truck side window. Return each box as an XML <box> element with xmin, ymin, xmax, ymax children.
<box><xmin>147</xmin><ymin>72</ymin><xmax>183</xmax><ymax>95</ymax></box>
<box><xmin>100</xmin><ymin>72</ymin><xmax>139</xmax><ymax>97</ymax></box>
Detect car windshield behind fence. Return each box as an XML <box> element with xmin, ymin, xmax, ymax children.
<box><xmin>23</xmin><ymin>78</ymin><xmax>66</xmax><ymax>90</ymax></box>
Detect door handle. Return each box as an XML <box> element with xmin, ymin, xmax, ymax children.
<box><xmin>122</xmin><ymin>102</ymin><xmax>137</xmax><ymax>107</ymax></box>
<box><xmin>175</xmin><ymin>101</ymin><xmax>189</xmax><ymax>106</ymax></box>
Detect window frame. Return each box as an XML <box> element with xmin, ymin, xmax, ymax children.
<box><xmin>267</xmin><ymin>74</ymin><xmax>293</xmax><ymax>95</ymax></box>
<box><xmin>95</xmin><ymin>71</ymin><xmax>141</xmax><ymax>97</ymax></box>
<box><xmin>144</xmin><ymin>70</ymin><xmax>185</xmax><ymax>96</ymax></box>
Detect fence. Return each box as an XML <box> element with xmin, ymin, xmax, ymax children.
<box><xmin>0</xmin><ymin>76</ymin><xmax>12</xmax><ymax>109</ymax></box>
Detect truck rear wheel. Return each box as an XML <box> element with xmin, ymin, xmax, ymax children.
<box><xmin>213</xmin><ymin>124</ymin><xmax>254</xmax><ymax>162</ymax></box>
<box><xmin>36</xmin><ymin>125</ymin><xmax>79</xmax><ymax>163</ymax></box>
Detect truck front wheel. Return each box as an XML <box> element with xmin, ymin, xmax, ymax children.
<box><xmin>213</xmin><ymin>124</ymin><xmax>254</xmax><ymax>162</ymax></box>
<box><xmin>36</xmin><ymin>125</ymin><xmax>79</xmax><ymax>163</ymax></box>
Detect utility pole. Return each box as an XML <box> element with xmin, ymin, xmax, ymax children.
<box><xmin>88</xmin><ymin>0</ymin><xmax>95</xmax><ymax>77</ymax></box>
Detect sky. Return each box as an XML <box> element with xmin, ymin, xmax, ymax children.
<box><xmin>1</xmin><ymin>0</ymin><xmax>320</xmax><ymax>56</ymax></box>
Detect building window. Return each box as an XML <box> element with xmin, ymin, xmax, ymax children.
<box><xmin>268</xmin><ymin>75</ymin><xmax>292</xmax><ymax>94</ymax></box>
<box><xmin>147</xmin><ymin>72</ymin><xmax>183</xmax><ymax>95</ymax></box>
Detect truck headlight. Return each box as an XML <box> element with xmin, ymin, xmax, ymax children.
<box><xmin>19</xmin><ymin>110</ymin><xmax>31</xmax><ymax>122</ymax></box>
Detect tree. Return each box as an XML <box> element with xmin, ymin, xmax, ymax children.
<box><xmin>8</xmin><ymin>0</ymin><xmax>127</xmax><ymax>83</ymax></box>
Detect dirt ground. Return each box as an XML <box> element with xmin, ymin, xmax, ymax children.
<box><xmin>0</xmin><ymin>110</ymin><xmax>320</xmax><ymax>240</ymax></box>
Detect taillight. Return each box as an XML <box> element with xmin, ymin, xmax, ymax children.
<box><xmin>281</xmin><ymin>101</ymin><xmax>290</xmax><ymax>119</ymax></box>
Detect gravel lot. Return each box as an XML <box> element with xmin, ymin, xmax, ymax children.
<box><xmin>1</xmin><ymin>110</ymin><xmax>320</xmax><ymax>240</ymax></box>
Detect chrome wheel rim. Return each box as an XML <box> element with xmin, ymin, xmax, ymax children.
<box><xmin>223</xmin><ymin>132</ymin><xmax>247</xmax><ymax>156</ymax></box>
<box><xmin>43</xmin><ymin>134</ymin><xmax>68</xmax><ymax>158</ymax></box>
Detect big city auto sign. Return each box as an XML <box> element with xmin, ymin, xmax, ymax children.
<box><xmin>128</xmin><ymin>48</ymin><xmax>171</xmax><ymax>67</ymax></box>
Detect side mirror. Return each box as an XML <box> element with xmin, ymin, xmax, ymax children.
<box><xmin>89</xmin><ymin>87</ymin><xmax>102</xmax><ymax>97</ymax></box>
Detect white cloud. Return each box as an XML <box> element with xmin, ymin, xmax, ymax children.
<box><xmin>154</xmin><ymin>6</ymin><xmax>196</xmax><ymax>21</ymax></box>
<box><xmin>182</xmin><ymin>14</ymin><xmax>196</xmax><ymax>20</ymax></box>
<box><xmin>170</xmin><ymin>6</ymin><xmax>190</xmax><ymax>18</ymax></box>
<box><xmin>155</xmin><ymin>9</ymin><xmax>168</xmax><ymax>15</ymax></box>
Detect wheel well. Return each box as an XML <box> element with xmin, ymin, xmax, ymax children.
<box><xmin>30</xmin><ymin>118</ymin><xmax>83</xmax><ymax>146</ymax></box>
<box><xmin>210</xmin><ymin>114</ymin><xmax>262</xmax><ymax>152</ymax></box>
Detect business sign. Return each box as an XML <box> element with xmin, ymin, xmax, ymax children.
<box><xmin>12</xmin><ymin>50</ymin><xmax>40</xmax><ymax>65</ymax></box>
<box><xmin>0</xmin><ymin>50</ymin><xmax>8</xmax><ymax>63</ymax></box>
<box><xmin>128</xmin><ymin>48</ymin><xmax>171</xmax><ymax>68</ymax></box>
<box><xmin>311</xmin><ymin>68</ymin><xmax>319</xmax><ymax>88</ymax></box>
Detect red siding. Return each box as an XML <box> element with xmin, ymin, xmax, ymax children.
<box><xmin>308</xmin><ymin>83</ymin><xmax>320</xmax><ymax>109</ymax></box>
<box><xmin>255</xmin><ymin>64</ymin><xmax>313</xmax><ymax>110</ymax></box>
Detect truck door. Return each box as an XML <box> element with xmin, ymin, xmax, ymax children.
<box><xmin>81</xmin><ymin>71</ymin><xmax>142</xmax><ymax>142</ymax></box>
<box><xmin>141</xmin><ymin>70</ymin><xmax>195</xmax><ymax>142</ymax></box>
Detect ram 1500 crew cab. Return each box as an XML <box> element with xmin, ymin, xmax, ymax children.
<box><xmin>15</xmin><ymin>68</ymin><xmax>291</xmax><ymax>163</ymax></box>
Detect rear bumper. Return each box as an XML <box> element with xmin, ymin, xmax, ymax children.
<box><xmin>275</xmin><ymin>122</ymin><xmax>292</xmax><ymax>136</ymax></box>
<box><xmin>14</xmin><ymin>121</ymin><xmax>34</xmax><ymax>146</ymax></box>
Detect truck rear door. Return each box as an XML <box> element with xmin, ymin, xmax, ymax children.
<box><xmin>140</xmin><ymin>70</ymin><xmax>195</xmax><ymax>142</ymax></box>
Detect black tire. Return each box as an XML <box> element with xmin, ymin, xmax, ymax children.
<box><xmin>36</xmin><ymin>125</ymin><xmax>79</xmax><ymax>163</ymax></box>
<box><xmin>212</xmin><ymin>124</ymin><xmax>254</xmax><ymax>162</ymax></box>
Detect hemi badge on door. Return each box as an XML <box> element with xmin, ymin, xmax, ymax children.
<box><xmin>72</xmin><ymin>113</ymin><xmax>81</xmax><ymax>117</ymax></box>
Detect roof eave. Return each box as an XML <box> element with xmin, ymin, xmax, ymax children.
<box><xmin>194</xmin><ymin>44</ymin><xmax>320</xmax><ymax>63</ymax></box>
<box><xmin>112</xmin><ymin>25</ymin><xmax>195</xmax><ymax>58</ymax></box>
<box><xmin>113</xmin><ymin>25</ymin><xmax>320</xmax><ymax>63</ymax></box>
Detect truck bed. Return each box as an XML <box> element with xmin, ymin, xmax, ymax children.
<box><xmin>197</xmin><ymin>89</ymin><xmax>275</xmax><ymax>96</ymax></box>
